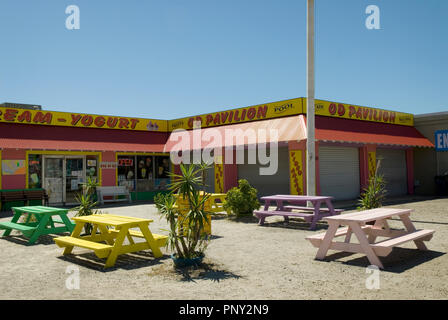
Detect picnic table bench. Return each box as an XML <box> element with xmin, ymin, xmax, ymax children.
<box><xmin>1</xmin><ymin>189</ymin><xmax>49</xmax><ymax>210</ymax></box>
<box><xmin>0</xmin><ymin>206</ymin><xmax>74</xmax><ymax>244</ymax></box>
<box><xmin>306</xmin><ymin>208</ymin><xmax>435</xmax><ymax>269</ymax></box>
<box><xmin>254</xmin><ymin>195</ymin><xmax>343</xmax><ymax>230</ymax></box>
<box><xmin>54</xmin><ymin>214</ymin><xmax>168</xmax><ymax>268</ymax></box>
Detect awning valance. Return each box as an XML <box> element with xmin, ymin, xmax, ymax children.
<box><xmin>164</xmin><ymin>114</ymin><xmax>433</xmax><ymax>152</ymax></box>
<box><xmin>0</xmin><ymin>123</ymin><xmax>168</xmax><ymax>152</ymax></box>
<box><xmin>164</xmin><ymin>115</ymin><xmax>305</xmax><ymax>152</ymax></box>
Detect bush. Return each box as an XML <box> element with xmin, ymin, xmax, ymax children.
<box><xmin>223</xmin><ymin>179</ymin><xmax>260</xmax><ymax>216</ymax></box>
<box><xmin>358</xmin><ymin>160</ymin><xmax>387</xmax><ymax>210</ymax></box>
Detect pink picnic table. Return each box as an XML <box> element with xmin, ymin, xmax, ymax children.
<box><xmin>306</xmin><ymin>208</ymin><xmax>435</xmax><ymax>269</ymax></box>
<box><xmin>254</xmin><ymin>195</ymin><xmax>343</xmax><ymax>230</ymax></box>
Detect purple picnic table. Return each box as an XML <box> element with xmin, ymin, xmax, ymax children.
<box><xmin>254</xmin><ymin>195</ymin><xmax>343</xmax><ymax>230</ymax></box>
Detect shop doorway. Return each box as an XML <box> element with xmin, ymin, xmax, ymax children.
<box><xmin>42</xmin><ymin>155</ymin><xmax>95</xmax><ymax>205</ymax></box>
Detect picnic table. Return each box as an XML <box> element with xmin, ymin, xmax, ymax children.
<box><xmin>254</xmin><ymin>195</ymin><xmax>343</xmax><ymax>230</ymax></box>
<box><xmin>0</xmin><ymin>206</ymin><xmax>75</xmax><ymax>244</ymax></box>
<box><xmin>306</xmin><ymin>208</ymin><xmax>435</xmax><ymax>269</ymax></box>
<box><xmin>54</xmin><ymin>214</ymin><xmax>168</xmax><ymax>268</ymax></box>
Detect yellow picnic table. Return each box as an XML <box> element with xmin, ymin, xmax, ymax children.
<box><xmin>173</xmin><ymin>192</ymin><xmax>227</xmax><ymax>213</ymax></box>
<box><xmin>54</xmin><ymin>214</ymin><xmax>168</xmax><ymax>268</ymax></box>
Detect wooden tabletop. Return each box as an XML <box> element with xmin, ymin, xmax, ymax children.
<box><xmin>72</xmin><ymin>214</ymin><xmax>153</xmax><ymax>227</ymax></box>
<box><xmin>261</xmin><ymin>195</ymin><xmax>334</xmax><ymax>201</ymax></box>
<box><xmin>324</xmin><ymin>208</ymin><xmax>412</xmax><ymax>224</ymax></box>
<box><xmin>12</xmin><ymin>206</ymin><xmax>68</xmax><ymax>214</ymax></box>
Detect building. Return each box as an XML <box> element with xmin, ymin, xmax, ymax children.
<box><xmin>413</xmin><ymin>112</ymin><xmax>448</xmax><ymax>195</ymax></box>
<box><xmin>0</xmin><ymin>97</ymin><xmax>434</xmax><ymax>210</ymax></box>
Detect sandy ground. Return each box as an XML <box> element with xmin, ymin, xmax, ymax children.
<box><xmin>0</xmin><ymin>196</ymin><xmax>447</xmax><ymax>300</ymax></box>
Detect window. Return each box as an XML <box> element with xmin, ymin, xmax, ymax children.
<box><xmin>136</xmin><ymin>156</ymin><xmax>154</xmax><ymax>192</ymax></box>
<box><xmin>117</xmin><ymin>156</ymin><xmax>136</xmax><ymax>192</ymax></box>
<box><xmin>28</xmin><ymin>154</ymin><xmax>42</xmax><ymax>189</ymax></box>
<box><xmin>155</xmin><ymin>156</ymin><xmax>170</xmax><ymax>190</ymax></box>
<box><xmin>117</xmin><ymin>155</ymin><xmax>171</xmax><ymax>192</ymax></box>
<box><xmin>86</xmin><ymin>155</ymin><xmax>99</xmax><ymax>181</ymax></box>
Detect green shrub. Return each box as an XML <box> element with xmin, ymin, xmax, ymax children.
<box><xmin>358</xmin><ymin>160</ymin><xmax>387</xmax><ymax>210</ymax></box>
<box><xmin>223</xmin><ymin>179</ymin><xmax>260</xmax><ymax>216</ymax></box>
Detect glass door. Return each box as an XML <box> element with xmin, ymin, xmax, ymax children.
<box><xmin>65</xmin><ymin>157</ymin><xmax>85</xmax><ymax>204</ymax></box>
<box><xmin>43</xmin><ymin>157</ymin><xmax>64</xmax><ymax>204</ymax></box>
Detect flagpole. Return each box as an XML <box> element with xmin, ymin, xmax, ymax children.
<box><xmin>306</xmin><ymin>0</ymin><xmax>316</xmax><ymax>196</ymax></box>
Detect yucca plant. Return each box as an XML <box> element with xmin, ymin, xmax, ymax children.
<box><xmin>71</xmin><ymin>185</ymin><xmax>101</xmax><ymax>235</ymax></box>
<box><xmin>155</xmin><ymin>163</ymin><xmax>211</xmax><ymax>261</ymax></box>
<box><xmin>358</xmin><ymin>160</ymin><xmax>387</xmax><ymax>210</ymax></box>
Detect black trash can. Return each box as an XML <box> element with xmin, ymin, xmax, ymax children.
<box><xmin>434</xmin><ymin>175</ymin><xmax>448</xmax><ymax>196</ymax></box>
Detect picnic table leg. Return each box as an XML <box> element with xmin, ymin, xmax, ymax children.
<box><xmin>105</xmin><ymin>226</ymin><xmax>130</xmax><ymax>268</ymax></box>
<box><xmin>58</xmin><ymin>213</ymin><xmax>75</xmax><ymax>233</ymax></box>
<box><xmin>344</xmin><ymin>226</ymin><xmax>353</xmax><ymax>243</ymax></box>
<box><xmin>367</xmin><ymin>219</ymin><xmax>388</xmax><ymax>243</ymax></box>
<box><xmin>63</xmin><ymin>222</ymin><xmax>85</xmax><ymax>255</ymax></box>
<box><xmin>139</xmin><ymin>222</ymin><xmax>164</xmax><ymax>258</ymax></box>
<box><xmin>309</xmin><ymin>201</ymin><xmax>321</xmax><ymax>230</ymax></box>
<box><xmin>324</xmin><ymin>199</ymin><xmax>337</xmax><ymax>216</ymax></box>
<box><xmin>2</xmin><ymin>209</ymin><xmax>22</xmax><ymax>237</ymax></box>
<box><xmin>28</xmin><ymin>214</ymin><xmax>52</xmax><ymax>244</ymax></box>
<box><xmin>399</xmin><ymin>214</ymin><xmax>428</xmax><ymax>251</ymax></box>
<box><xmin>315</xmin><ymin>221</ymin><xmax>340</xmax><ymax>260</ymax></box>
<box><xmin>349</xmin><ymin>222</ymin><xmax>384</xmax><ymax>269</ymax></box>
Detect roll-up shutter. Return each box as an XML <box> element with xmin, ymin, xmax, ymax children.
<box><xmin>237</xmin><ymin>147</ymin><xmax>290</xmax><ymax>197</ymax></box>
<box><xmin>376</xmin><ymin>149</ymin><xmax>407</xmax><ymax>196</ymax></box>
<box><xmin>319</xmin><ymin>146</ymin><xmax>360</xmax><ymax>200</ymax></box>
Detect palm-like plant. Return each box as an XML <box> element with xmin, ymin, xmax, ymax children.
<box><xmin>71</xmin><ymin>177</ymin><xmax>101</xmax><ymax>234</ymax></box>
<box><xmin>358</xmin><ymin>159</ymin><xmax>387</xmax><ymax>210</ymax></box>
<box><xmin>155</xmin><ymin>163</ymin><xmax>211</xmax><ymax>260</ymax></box>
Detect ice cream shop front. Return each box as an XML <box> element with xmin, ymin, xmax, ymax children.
<box><xmin>0</xmin><ymin>106</ymin><xmax>171</xmax><ymax>210</ymax></box>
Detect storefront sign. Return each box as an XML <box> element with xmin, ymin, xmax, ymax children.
<box><xmin>118</xmin><ymin>158</ymin><xmax>133</xmax><ymax>167</ymax></box>
<box><xmin>168</xmin><ymin>98</ymin><xmax>303</xmax><ymax>130</ymax></box>
<box><xmin>0</xmin><ymin>107</ymin><xmax>168</xmax><ymax>132</ymax></box>
<box><xmin>435</xmin><ymin>130</ymin><xmax>448</xmax><ymax>151</ymax></box>
<box><xmin>311</xmin><ymin>99</ymin><xmax>414</xmax><ymax>126</ymax></box>
<box><xmin>2</xmin><ymin>160</ymin><xmax>26</xmax><ymax>175</ymax></box>
<box><xmin>100</xmin><ymin>161</ymin><xmax>118</xmax><ymax>169</ymax></box>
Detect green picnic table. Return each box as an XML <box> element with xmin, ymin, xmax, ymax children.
<box><xmin>0</xmin><ymin>206</ymin><xmax>75</xmax><ymax>244</ymax></box>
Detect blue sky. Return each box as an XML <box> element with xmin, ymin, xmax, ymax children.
<box><xmin>0</xmin><ymin>0</ymin><xmax>446</xmax><ymax>119</ymax></box>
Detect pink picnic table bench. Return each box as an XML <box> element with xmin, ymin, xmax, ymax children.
<box><xmin>306</xmin><ymin>208</ymin><xmax>435</xmax><ymax>269</ymax></box>
<box><xmin>254</xmin><ymin>195</ymin><xmax>343</xmax><ymax>230</ymax></box>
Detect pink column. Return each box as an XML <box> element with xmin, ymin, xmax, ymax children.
<box><xmin>359</xmin><ymin>146</ymin><xmax>369</xmax><ymax>191</ymax></box>
<box><xmin>406</xmin><ymin>148</ymin><xmax>414</xmax><ymax>195</ymax></box>
<box><xmin>2</xmin><ymin>149</ymin><xmax>26</xmax><ymax>189</ymax></box>
<box><xmin>101</xmin><ymin>151</ymin><xmax>116</xmax><ymax>186</ymax></box>
<box><xmin>223</xmin><ymin>147</ymin><xmax>237</xmax><ymax>192</ymax></box>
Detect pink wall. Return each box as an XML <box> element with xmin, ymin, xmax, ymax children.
<box><xmin>100</xmin><ymin>151</ymin><xmax>116</xmax><ymax>186</ymax></box>
<box><xmin>2</xmin><ymin>149</ymin><xmax>26</xmax><ymax>189</ymax></box>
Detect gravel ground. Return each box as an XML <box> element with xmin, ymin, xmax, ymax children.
<box><xmin>0</xmin><ymin>196</ymin><xmax>447</xmax><ymax>300</ymax></box>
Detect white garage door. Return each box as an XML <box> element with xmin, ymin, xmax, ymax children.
<box><xmin>376</xmin><ymin>149</ymin><xmax>407</xmax><ymax>196</ymax></box>
<box><xmin>319</xmin><ymin>146</ymin><xmax>360</xmax><ymax>200</ymax></box>
<box><xmin>237</xmin><ymin>147</ymin><xmax>290</xmax><ymax>197</ymax></box>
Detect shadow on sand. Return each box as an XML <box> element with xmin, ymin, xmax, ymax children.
<box><xmin>173</xmin><ymin>261</ymin><xmax>242</xmax><ymax>283</ymax></box>
<box><xmin>57</xmin><ymin>250</ymin><xmax>170</xmax><ymax>272</ymax></box>
<box><xmin>323</xmin><ymin>247</ymin><xmax>445</xmax><ymax>273</ymax></box>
